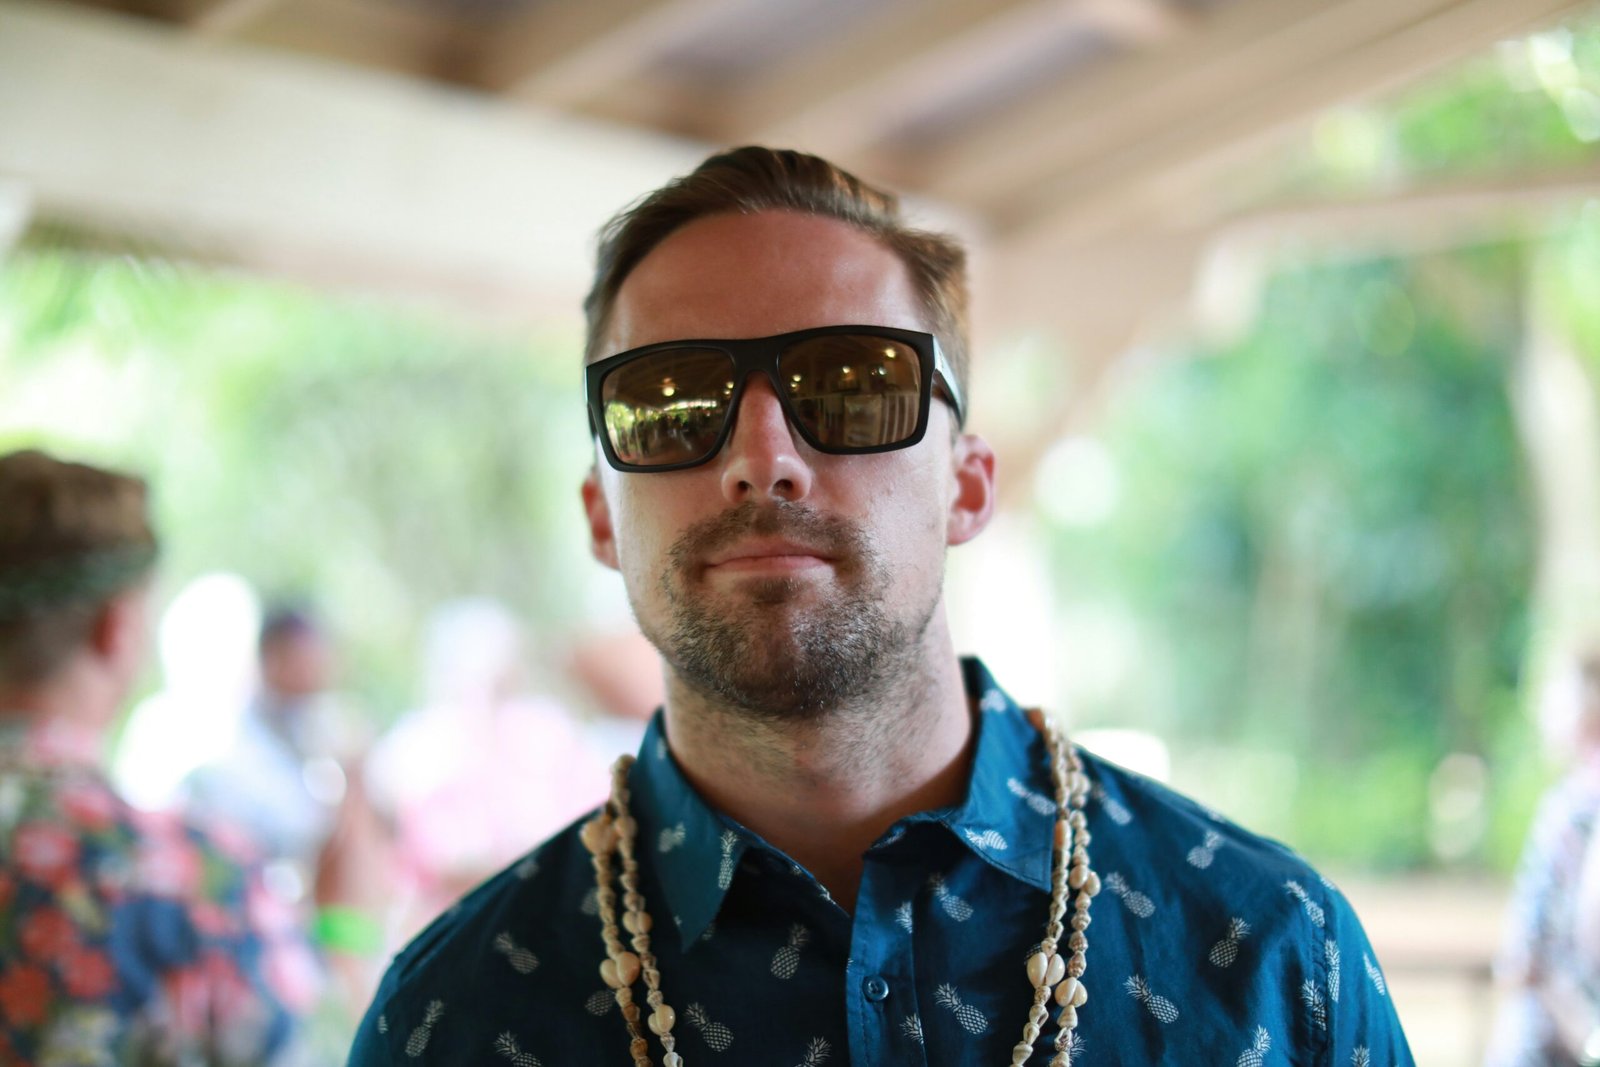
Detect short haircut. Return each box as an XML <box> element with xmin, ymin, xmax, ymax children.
<box><xmin>0</xmin><ymin>450</ymin><xmax>157</xmax><ymax>684</ymax></box>
<box><xmin>584</xmin><ymin>146</ymin><xmax>971</xmax><ymax>417</ymax></box>
<box><xmin>259</xmin><ymin>604</ymin><xmax>320</xmax><ymax>654</ymax></box>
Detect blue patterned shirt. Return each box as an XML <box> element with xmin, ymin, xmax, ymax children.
<box><xmin>349</xmin><ymin>659</ymin><xmax>1413</xmax><ymax>1065</ymax></box>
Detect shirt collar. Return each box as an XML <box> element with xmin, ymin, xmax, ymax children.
<box><xmin>625</xmin><ymin>656</ymin><xmax>1060</xmax><ymax>950</ymax></box>
<box><xmin>933</xmin><ymin>656</ymin><xmax>1057</xmax><ymax>894</ymax></box>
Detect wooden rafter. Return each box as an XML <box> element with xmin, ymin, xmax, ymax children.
<box><xmin>918</xmin><ymin>0</ymin><xmax>1422</xmax><ymax>205</ymax></box>
<box><xmin>725</xmin><ymin>0</ymin><xmax>1190</xmax><ymax>160</ymax></box>
<box><xmin>185</xmin><ymin>0</ymin><xmax>280</xmax><ymax>37</ymax></box>
<box><xmin>475</xmin><ymin>0</ymin><xmax>744</xmax><ymax>106</ymax></box>
<box><xmin>999</xmin><ymin>0</ymin><xmax>1592</xmax><ymax>248</ymax></box>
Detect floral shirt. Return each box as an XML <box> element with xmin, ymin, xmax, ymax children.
<box><xmin>1486</xmin><ymin>766</ymin><xmax>1600</xmax><ymax>1067</ymax></box>
<box><xmin>0</xmin><ymin>717</ymin><xmax>317</xmax><ymax>1066</ymax></box>
<box><xmin>349</xmin><ymin>658</ymin><xmax>1413</xmax><ymax>1065</ymax></box>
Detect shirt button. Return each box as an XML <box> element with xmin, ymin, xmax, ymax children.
<box><xmin>863</xmin><ymin>975</ymin><xmax>890</xmax><ymax>1002</ymax></box>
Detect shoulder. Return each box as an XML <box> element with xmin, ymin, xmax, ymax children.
<box><xmin>1080</xmin><ymin>748</ymin><xmax>1325</xmax><ymax>893</ymax></box>
<box><xmin>352</xmin><ymin>811</ymin><xmax>607</xmax><ymax>1064</ymax></box>
<box><xmin>1078</xmin><ymin>750</ymin><xmax>1413</xmax><ymax>1063</ymax></box>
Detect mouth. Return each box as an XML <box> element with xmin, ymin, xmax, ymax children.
<box><xmin>704</xmin><ymin>539</ymin><xmax>835</xmax><ymax>574</ymax></box>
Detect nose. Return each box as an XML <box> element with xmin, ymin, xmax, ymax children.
<box><xmin>718</xmin><ymin>374</ymin><xmax>814</xmax><ymax>504</ymax></box>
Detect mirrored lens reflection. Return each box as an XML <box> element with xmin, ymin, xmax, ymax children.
<box><xmin>781</xmin><ymin>335</ymin><xmax>923</xmax><ymax>448</ymax></box>
<box><xmin>602</xmin><ymin>348</ymin><xmax>736</xmax><ymax>466</ymax></box>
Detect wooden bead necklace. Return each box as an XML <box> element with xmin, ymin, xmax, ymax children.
<box><xmin>581</xmin><ymin>707</ymin><xmax>1100</xmax><ymax>1066</ymax></box>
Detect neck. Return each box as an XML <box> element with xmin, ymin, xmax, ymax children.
<box><xmin>661</xmin><ymin>613</ymin><xmax>975</xmax><ymax>913</ymax></box>
<box><xmin>0</xmin><ymin>659</ymin><xmax>117</xmax><ymax>754</ymax></box>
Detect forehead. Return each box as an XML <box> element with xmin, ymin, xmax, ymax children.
<box><xmin>602</xmin><ymin>211</ymin><xmax>926</xmax><ymax>355</ymax></box>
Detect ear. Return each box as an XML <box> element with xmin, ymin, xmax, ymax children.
<box><xmin>90</xmin><ymin>586</ymin><xmax>149</xmax><ymax>674</ymax></box>
<box><xmin>581</xmin><ymin>465</ymin><xmax>621</xmax><ymax>571</ymax></box>
<box><xmin>946</xmin><ymin>432</ymin><xmax>996</xmax><ymax>547</ymax></box>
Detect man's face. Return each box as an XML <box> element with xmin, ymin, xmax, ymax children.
<box><xmin>582</xmin><ymin>211</ymin><xmax>993</xmax><ymax>719</ymax></box>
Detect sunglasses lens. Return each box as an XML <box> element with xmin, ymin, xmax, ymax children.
<box><xmin>600</xmin><ymin>348</ymin><xmax>737</xmax><ymax>467</ymax></box>
<box><xmin>780</xmin><ymin>334</ymin><xmax>924</xmax><ymax>449</ymax></box>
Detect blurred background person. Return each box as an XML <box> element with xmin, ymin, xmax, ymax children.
<box><xmin>1488</xmin><ymin>647</ymin><xmax>1600</xmax><ymax>1067</ymax></box>
<box><xmin>367</xmin><ymin>596</ymin><xmax>632</xmax><ymax>935</ymax></box>
<box><xmin>0</xmin><ymin>449</ymin><xmax>315</xmax><ymax>1066</ymax></box>
<box><xmin>184</xmin><ymin>603</ymin><xmax>394</xmax><ymax>1021</ymax></box>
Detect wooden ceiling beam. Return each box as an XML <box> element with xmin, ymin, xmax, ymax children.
<box><xmin>1000</xmin><ymin>0</ymin><xmax>1591</xmax><ymax>250</ymax></box>
<box><xmin>919</xmin><ymin>0</ymin><xmax>1446</xmax><ymax>205</ymax></box>
<box><xmin>476</xmin><ymin>0</ymin><xmax>742</xmax><ymax>107</ymax></box>
<box><xmin>185</xmin><ymin>0</ymin><xmax>281</xmax><ymax>38</ymax></box>
<box><xmin>719</xmin><ymin>0</ymin><xmax>1047</xmax><ymax>148</ymax></box>
<box><xmin>735</xmin><ymin>0</ymin><xmax>1191</xmax><ymax>161</ymax></box>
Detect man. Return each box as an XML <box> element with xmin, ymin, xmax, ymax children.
<box><xmin>351</xmin><ymin>147</ymin><xmax>1413</xmax><ymax>1065</ymax></box>
<box><xmin>0</xmin><ymin>449</ymin><xmax>314</xmax><ymax>1065</ymax></box>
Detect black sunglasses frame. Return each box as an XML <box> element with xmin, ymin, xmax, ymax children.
<box><xmin>585</xmin><ymin>324</ymin><xmax>965</xmax><ymax>474</ymax></box>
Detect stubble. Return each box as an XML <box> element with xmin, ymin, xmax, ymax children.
<box><xmin>648</xmin><ymin>501</ymin><xmax>935</xmax><ymax>722</ymax></box>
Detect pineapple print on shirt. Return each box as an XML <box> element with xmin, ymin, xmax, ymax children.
<box><xmin>964</xmin><ymin>828</ymin><xmax>1008</xmax><ymax>851</ymax></box>
<box><xmin>933</xmin><ymin>983</ymin><xmax>990</xmax><ymax>1034</ymax></box>
<box><xmin>771</xmin><ymin>923</ymin><xmax>810</xmax><ymax>979</ymax></box>
<box><xmin>929</xmin><ymin>873</ymin><xmax>975</xmax><ymax>921</ymax></box>
<box><xmin>1285</xmin><ymin>881</ymin><xmax>1326</xmax><ymax>927</ymax></box>
<box><xmin>1301</xmin><ymin>981</ymin><xmax>1328</xmax><ymax>1030</ymax></box>
<box><xmin>1092</xmin><ymin>782</ymin><xmax>1133</xmax><ymax>825</ymax></box>
<box><xmin>1209</xmin><ymin>918</ymin><xmax>1251</xmax><ymax>967</ymax></box>
<box><xmin>1363</xmin><ymin>953</ymin><xmax>1388</xmax><ymax>996</ymax></box>
<box><xmin>493</xmin><ymin>1032</ymin><xmax>542</xmax><ymax>1066</ymax></box>
<box><xmin>716</xmin><ymin>829</ymin><xmax>738</xmax><ymax>890</ymax></box>
<box><xmin>1006</xmin><ymin>776</ymin><xmax>1057</xmax><ymax>816</ymax></box>
<box><xmin>1235</xmin><ymin>1026</ymin><xmax>1271</xmax><ymax>1067</ymax></box>
<box><xmin>1187</xmin><ymin>830</ymin><xmax>1224</xmax><ymax>868</ymax></box>
<box><xmin>685</xmin><ymin>1003</ymin><xmax>734</xmax><ymax>1052</ymax></box>
<box><xmin>1327</xmin><ymin>940</ymin><xmax>1342</xmax><ymax>1001</ymax></box>
<box><xmin>1125</xmin><ymin>975</ymin><xmax>1179</xmax><ymax>1024</ymax></box>
<box><xmin>792</xmin><ymin>1037</ymin><xmax>831</xmax><ymax>1066</ymax></box>
<box><xmin>658</xmin><ymin>822</ymin><xmax>686</xmax><ymax>852</ymax></box>
<box><xmin>404</xmin><ymin>1000</ymin><xmax>444</xmax><ymax>1057</ymax></box>
<box><xmin>492</xmin><ymin>932</ymin><xmax>538</xmax><ymax>974</ymax></box>
<box><xmin>1104</xmin><ymin>872</ymin><xmax>1156</xmax><ymax>918</ymax></box>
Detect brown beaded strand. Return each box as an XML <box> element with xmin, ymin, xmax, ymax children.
<box><xmin>583</xmin><ymin>712</ymin><xmax>1098</xmax><ymax>1067</ymax></box>
<box><xmin>610</xmin><ymin>760</ymin><xmax>683</xmax><ymax>1067</ymax></box>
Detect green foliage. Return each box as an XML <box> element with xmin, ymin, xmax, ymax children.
<box><xmin>1044</xmin><ymin>249</ymin><xmax>1537</xmax><ymax>870</ymax></box>
<box><xmin>0</xmin><ymin>251</ymin><xmax>596</xmax><ymax>715</ymax></box>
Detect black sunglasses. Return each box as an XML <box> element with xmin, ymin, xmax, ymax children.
<box><xmin>585</xmin><ymin>325</ymin><xmax>965</xmax><ymax>473</ymax></box>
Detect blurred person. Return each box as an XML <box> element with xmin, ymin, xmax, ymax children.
<box><xmin>352</xmin><ymin>147</ymin><xmax>1411</xmax><ymax>1065</ymax></box>
<box><xmin>1488</xmin><ymin>649</ymin><xmax>1600</xmax><ymax>1067</ymax></box>
<box><xmin>186</xmin><ymin>606</ymin><xmax>364</xmax><ymax>902</ymax></box>
<box><xmin>0</xmin><ymin>449</ymin><xmax>315</xmax><ymax>1065</ymax></box>
<box><xmin>367</xmin><ymin>597</ymin><xmax>619</xmax><ymax>933</ymax></box>
<box><xmin>185</xmin><ymin>605</ymin><xmax>394</xmax><ymax>1020</ymax></box>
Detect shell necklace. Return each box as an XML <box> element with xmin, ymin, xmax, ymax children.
<box><xmin>581</xmin><ymin>707</ymin><xmax>1100</xmax><ymax>1067</ymax></box>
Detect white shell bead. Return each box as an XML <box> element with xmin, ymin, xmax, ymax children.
<box><xmin>648</xmin><ymin>1004</ymin><xmax>676</xmax><ymax>1035</ymax></box>
<box><xmin>664</xmin><ymin>1054</ymin><xmax>683</xmax><ymax>1067</ymax></box>
<box><xmin>1058</xmin><ymin>1003</ymin><xmax>1079</xmax><ymax>1029</ymax></box>
<box><xmin>1055</xmin><ymin>976</ymin><xmax>1079</xmax><ymax>1007</ymax></box>
<box><xmin>623</xmin><ymin>910</ymin><xmax>652</xmax><ymax>934</ymax></box>
<box><xmin>1045</xmin><ymin>952</ymin><xmax>1066</xmax><ymax>986</ymax></box>
<box><xmin>1027</xmin><ymin>951</ymin><xmax>1052</xmax><ymax>987</ymax></box>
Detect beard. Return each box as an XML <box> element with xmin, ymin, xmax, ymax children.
<box><xmin>644</xmin><ymin>501</ymin><xmax>936</xmax><ymax>722</ymax></box>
